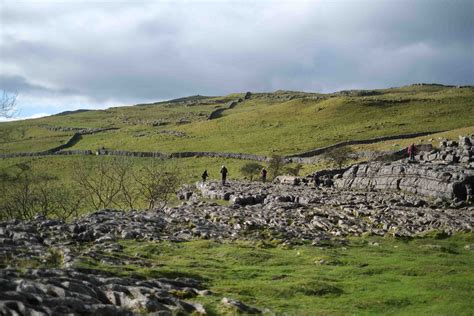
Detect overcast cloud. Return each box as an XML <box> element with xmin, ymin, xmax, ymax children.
<box><xmin>0</xmin><ymin>0</ymin><xmax>473</xmax><ymax>118</ymax></box>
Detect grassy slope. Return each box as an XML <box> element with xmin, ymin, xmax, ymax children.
<box><xmin>1</xmin><ymin>84</ymin><xmax>472</xmax><ymax>156</ymax></box>
<box><xmin>71</xmin><ymin>87</ymin><xmax>474</xmax><ymax>155</ymax></box>
<box><xmin>0</xmin><ymin>155</ymin><xmax>263</xmax><ymax>213</ymax></box>
<box><xmin>1</xmin><ymin>85</ymin><xmax>474</xmax><ymax>314</ymax></box>
<box><xmin>77</xmin><ymin>234</ymin><xmax>474</xmax><ymax>315</ymax></box>
<box><xmin>0</xmin><ymin>123</ymin><xmax>74</xmax><ymax>153</ymax></box>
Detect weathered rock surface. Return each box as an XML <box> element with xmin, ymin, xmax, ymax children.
<box><xmin>0</xmin><ymin>268</ymin><xmax>206</xmax><ymax>315</ymax></box>
<box><xmin>334</xmin><ymin>135</ymin><xmax>474</xmax><ymax>202</ymax></box>
<box><xmin>2</xmin><ymin>178</ymin><xmax>471</xmax><ymax>272</ymax></box>
<box><xmin>417</xmin><ymin>135</ymin><xmax>474</xmax><ymax>166</ymax></box>
<box><xmin>2</xmin><ymin>135</ymin><xmax>474</xmax><ymax>314</ymax></box>
<box><xmin>192</xmin><ymin>180</ymin><xmax>472</xmax><ymax>240</ymax></box>
<box><xmin>221</xmin><ymin>297</ymin><xmax>262</xmax><ymax>314</ymax></box>
<box><xmin>335</xmin><ymin>162</ymin><xmax>473</xmax><ymax>202</ymax></box>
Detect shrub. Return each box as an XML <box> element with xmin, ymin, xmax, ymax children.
<box><xmin>240</xmin><ymin>162</ymin><xmax>263</xmax><ymax>181</ymax></box>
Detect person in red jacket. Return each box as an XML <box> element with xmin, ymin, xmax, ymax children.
<box><xmin>407</xmin><ymin>143</ymin><xmax>416</xmax><ymax>161</ymax></box>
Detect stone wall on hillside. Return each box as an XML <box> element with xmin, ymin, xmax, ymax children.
<box><xmin>0</xmin><ymin>133</ymin><xmax>82</xmax><ymax>158</ymax></box>
<box><xmin>44</xmin><ymin>126</ymin><xmax>119</xmax><ymax>134</ymax></box>
<box><xmin>97</xmin><ymin>149</ymin><xmax>168</xmax><ymax>158</ymax></box>
<box><xmin>288</xmin><ymin>131</ymin><xmax>443</xmax><ymax>158</ymax></box>
<box><xmin>207</xmin><ymin>95</ymin><xmax>246</xmax><ymax>120</ymax></box>
<box><xmin>168</xmin><ymin>151</ymin><xmax>268</xmax><ymax>161</ymax></box>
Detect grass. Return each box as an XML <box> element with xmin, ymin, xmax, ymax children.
<box><xmin>1</xmin><ymin>84</ymin><xmax>473</xmax><ymax>314</ymax></box>
<box><xmin>0</xmin><ymin>124</ymin><xmax>74</xmax><ymax>153</ymax></box>
<box><xmin>1</xmin><ymin>84</ymin><xmax>473</xmax><ymax>157</ymax></box>
<box><xmin>75</xmin><ymin>233</ymin><xmax>474</xmax><ymax>315</ymax></box>
<box><xmin>0</xmin><ymin>155</ymin><xmax>305</xmax><ymax>215</ymax></box>
<box><xmin>351</xmin><ymin>126</ymin><xmax>474</xmax><ymax>153</ymax></box>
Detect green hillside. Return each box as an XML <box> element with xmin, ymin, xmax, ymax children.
<box><xmin>1</xmin><ymin>84</ymin><xmax>473</xmax><ymax>156</ymax></box>
<box><xmin>1</xmin><ymin>86</ymin><xmax>473</xmax><ymax>314</ymax></box>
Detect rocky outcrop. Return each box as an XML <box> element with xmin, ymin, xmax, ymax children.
<box><xmin>221</xmin><ymin>297</ymin><xmax>262</xmax><ymax>314</ymax></box>
<box><xmin>190</xmin><ymin>180</ymin><xmax>473</xmax><ymax>239</ymax></box>
<box><xmin>416</xmin><ymin>135</ymin><xmax>474</xmax><ymax>166</ymax></box>
<box><xmin>207</xmin><ymin>107</ymin><xmax>226</xmax><ymax>120</ymax></box>
<box><xmin>334</xmin><ymin>135</ymin><xmax>474</xmax><ymax>202</ymax></box>
<box><xmin>335</xmin><ymin>162</ymin><xmax>473</xmax><ymax>202</ymax></box>
<box><xmin>0</xmin><ymin>268</ymin><xmax>207</xmax><ymax>315</ymax></box>
<box><xmin>0</xmin><ymin>175</ymin><xmax>472</xmax><ymax>314</ymax></box>
<box><xmin>158</xmin><ymin>130</ymin><xmax>187</xmax><ymax>137</ymax></box>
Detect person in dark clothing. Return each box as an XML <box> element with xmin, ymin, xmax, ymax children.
<box><xmin>407</xmin><ymin>143</ymin><xmax>416</xmax><ymax>161</ymax></box>
<box><xmin>314</xmin><ymin>174</ymin><xmax>321</xmax><ymax>187</ymax></box>
<box><xmin>201</xmin><ymin>170</ymin><xmax>208</xmax><ymax>183</ymax></box>
<box><xmin>220</xmin><ymin>165</ymin><xmax>228</xmax><ymax>185</ymax></box>
<box><xmin>261</xmin><ymin>168</ymin><xmax>267</xmax><ymax>183</ymax></box>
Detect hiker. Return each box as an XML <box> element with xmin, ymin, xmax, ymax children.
<box><xmin>201</xmin><ymin>169</ymin><xmax>208</xmax><ymax>183</ymax></box>
<box><xmin>261</xmin><ymin>168</ymin><xmax>267</xmax><ymax>183</ymax></box>
<box><xmin>407</xmin><ymin>143</ymin><xmax>416</xmax><ymax>161</ymax></box>
<box><xmin>220</xmin><ymin>165</ymin><xmax>228</xmax><ymax>185</ymax></box>
<box><xmin>314</xmin><ymin>174</ymin><xmax>321</xmax><ymax>187</ymax></box>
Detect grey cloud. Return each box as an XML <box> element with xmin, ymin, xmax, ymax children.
<box><xmin>0</xmin><ymin>0</ymin><xmax>472</xmax><ymax>116</ymax></box>
<box><xmin>0</xmin><ymin>74</ymin><xmax>77</xmax><ymax>95</ymax></box>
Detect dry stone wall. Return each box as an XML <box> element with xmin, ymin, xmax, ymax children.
<box><xmin>207</xmin><ymin>94</ymin><xmax>248</xmax><ymax>120</ymax></box>
<box><xmin>44</xmin><ymin>126</ymin><xmax>119</xmax><ymax>134</ymax></box>
<box><xmin>288</xmin><ymin>131</ymin><xmax>443</xmax><ymax>158</ymax></box>
<box><xmin>0</xmin><ymin>133</ymin><xmax>82</xmax><ymax>158</ymax></box>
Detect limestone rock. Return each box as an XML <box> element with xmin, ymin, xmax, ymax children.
<box><xmin>221</xmin><ymin>297</ymin><xmax>261</xmax><ymax>314</ymax></box>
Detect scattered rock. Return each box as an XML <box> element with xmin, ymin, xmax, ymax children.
<box><xmin>221</xmin><ymin>297</ymin><xmax>261</xmax><ymax>314</ymax></box>
<box><xmin>0</xmin><ymin>268</ymin><xmax>206</xmax><ymax>315</ymax></box>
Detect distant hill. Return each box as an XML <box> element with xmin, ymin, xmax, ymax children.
<box><xmin>53</xmin><ymin>109</ymin><xmax>92</xmax><ymax>116</ymax></box>
<box><xmin>0</xmin><ymin>83</ymin><xmax>473</xmax><ymax>156</ymax></box>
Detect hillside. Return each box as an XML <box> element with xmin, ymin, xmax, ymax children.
<box><xmin>1</xmin><ymin>84</ymin><xmax>473</xmax><ymax>315</ymax></box>
<box><xmin>1</xmin><ymin>83</ymin><xmax>473</xmax><ymax>156</ymax></box>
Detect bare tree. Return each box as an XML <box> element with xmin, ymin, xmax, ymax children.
<box><xmin>285</xmin><ymin>163</ymin><xmax>303</xmax><ymax>176</ymax></box>
<box><xmin>268</xmin><ymin>155</ymin><xmax>285</xmax><ymax>180</ymax></box>
<box><xmin>73</xmin><ymin>158</ymin><xmax>130</xmax><ymax>210</ymax></box>
<box><xmin>1</xmin><ymin>172</ymin><xmax>37</xmax><ymax>220</ymax></box>
<box><xmin>135</xmin><ymin>159</ymin><xmax>181</xmax><ymax>210</ymax></box>
<box><xmin>0</xmin><ymin>165</ymin><xmax>82</xmax><ymax>221</ymax></box>
<box><xmin>0</xmin><ymin>91</ymin><xmax>18</xmax><ymax>118</ymax></box>
<box><xmin>114</xmin><ymin>158</ymin><xmax>140</xmax><ymax>210</ymax></box>
<box><xmin>37</xmin><ymin>183</ymin><xmax>83</xmax><ymax>221</ymax></box>
<box><xmin>323</xmin><ymin>146</ymin><xmax>355</xmax><ymax>169</ymax></box>
<box><xmin>51</xmin><ymin>187</ymin><xmax>83</xmax><ymax>220</ymax></box>
<box><xmin>240</xmin><ymin>162</ymin><xmax>263</xmax><ymax>181</ymax></box>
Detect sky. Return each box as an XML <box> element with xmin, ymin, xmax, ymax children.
<box><xmin>0</xmin><ymin>0</ymin><xmax>473</xmax><ymax>120</ymax></box>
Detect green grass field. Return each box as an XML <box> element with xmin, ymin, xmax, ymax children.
<box><xmin>76</xmin><ymin>234</ymin><xmax>474</xmax><ymax>315</ymax></box>
<box><xmin>1</xmin><ymin>84</ymin><xmax>473</xmax><ymax>156</ymax></box>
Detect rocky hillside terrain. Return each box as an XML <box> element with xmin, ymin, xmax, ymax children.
<box><xmin>1</xmin><ymin>85</ymin><xmax>473</xmax><ymax>314</ymax></box>
<box><xmin>1</xmin><ymin>148</ymin><xmax>473</xmax><ymax>314</ymax></box>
